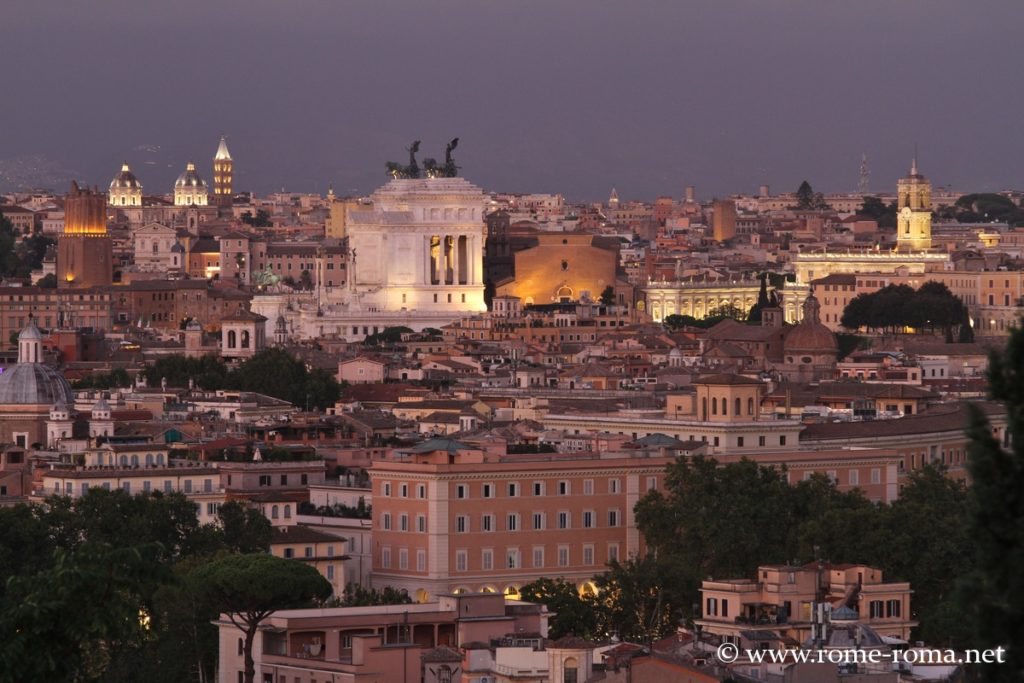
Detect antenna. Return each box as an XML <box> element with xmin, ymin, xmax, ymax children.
<box><xmin>858</xmin><ymin>153</ymin><xmax>870</xmax><ymax>194</ymax></box>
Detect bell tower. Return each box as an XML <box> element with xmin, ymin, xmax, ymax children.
<box><xmin>896</xmin><ymin>156</ymin><xmax>932</xmax><ymax>251</ymax></box>
<box><xmin>213</xmin><ymin>136</ymin><xmax>233</xmax><ymax>207</ymax></box>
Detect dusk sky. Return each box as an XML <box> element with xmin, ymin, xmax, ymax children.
<box><xmin>3</xmin><ymin>0</ymin><xmax>1023</xmax><ymax>201</ymax></box>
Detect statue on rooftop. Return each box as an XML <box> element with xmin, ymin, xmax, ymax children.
<box><xmin>386</xmin><ymin>140</ymin><xmax>422</xmax><ymax>179</ymax></box>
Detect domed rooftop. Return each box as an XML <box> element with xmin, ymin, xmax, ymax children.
<box><xmin>175</xmin><ymin>162</ymin><xmax>207</xmax><ymax>190</ymax></box>
<box><xmin>110</xmin><ymin>162</ymin><xmax>142</xmax><ymax>191</ymax></box>
<box><xmin>0</xmin><ymin>363</ymin><xmax>75</xmax><ymax>406</ymax></box>
<box><xmin>18</xmin><ymin>321</ymin><xmax>43</xmax><ymax>342</ymax></box>
<box><xmin>784</xmin><ymin>294</ymin><xmax>838</xmax><ymax>354</ymax></box>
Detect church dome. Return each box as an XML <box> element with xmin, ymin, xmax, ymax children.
<box><xmin>18</xmin><ymin>323</ymin><xmax>43</xmax><ymax>342</ymax></box>
<box><xmin>0</xmin><ymin>363</ymin><xmax>75</xmax><ymax>406</ymax></box>
<box><xmin>175</xmin><ymin>162</ymin><xmax>207</xmax><ymax>191</ymax></box>
<box><xmin>784</xmin><ymin>294</ymin><xmax>838</xmax><ymax>354</ymax></box>
<box><xmin>110</xmin><ymin>162</ymin><xmax>142</xmax><ymax>191</ymax></box>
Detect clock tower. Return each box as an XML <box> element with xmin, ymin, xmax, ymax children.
<box><xmin>896</xmin><ymin>157</ymin><xmax>932</xmax><ymax>251</ymax></box>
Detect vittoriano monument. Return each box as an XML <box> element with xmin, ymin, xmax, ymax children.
<box><xmin>387</xmin><ymin>138</ymin><xmax>460</xmax><ymax>179</ymax></box>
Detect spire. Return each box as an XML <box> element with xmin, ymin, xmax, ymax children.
<box><xmin>121</xmin><ymin>161</ymin><xmax>131</xmax><ymax>172</ymax></box>
<box><xmin>911</xmin><ymin>144</ymin><xmax>918</xmax><ymax>176</ymax></box>
<box><xmin>215</xmin><ymin>136</ymin><xmax>232</xmax><ymax>161</ymax></box>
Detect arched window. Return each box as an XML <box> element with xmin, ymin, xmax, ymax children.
<box><xmin>241</xmin><ymin>330</ymin><xmax>250</xmax><ymax>348</ymax></box>
<box><xmin>284</xmin><ymin>505</ymin><xmax>291</xmax><ymax>519</ymax></box>
<box><xmin>271</xmin><ymin>505</ymin><xmax>279</xmax><ymax>519</ymax></box>
<box><xmin>711</xmin><ymin>397</ymin><xmax>718</xmax><ymax>415</ymax></box>
<box><xmin>227</xmin><ymin>330</ymin><xmax>236</xmax><ymax>348</ymax></box>
<box><xmin>748</xmin><ymin>397</ymin><xmax>755</xmax><ymax>415</ymax></box>
<box><xmin>735</xmin><ymin>398</ymin><xmax>742</xmax><ymax>416</ymax></box>
<box><xmin>564</xmin><ymin>656</ymin><xmax>579</xmax><ymax>683</ymax></box>
<box><xmin>702</xmin><ymin>397</ymin><xmax>708</xmax><ymax>421</ymax></box>
<box><xmin>131</xmin><ymin>455</ymin><xmax>139</xmax><ymax>467</ymax></box>
<box><xmin>722</xmin><ymin>399</ymin><xmax>727</xmax><ymax>416</ymax></box>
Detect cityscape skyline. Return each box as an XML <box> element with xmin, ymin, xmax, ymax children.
<box><xmin>2</xmin><ymin>0</ymin><xmax>1023</xmax><ymax>199</ymax></box>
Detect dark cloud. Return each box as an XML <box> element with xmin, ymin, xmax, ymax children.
<box><xmin>2</xmin><ymin>0</ymin><xmax>1021</xmax><ymax>200</ymax></box>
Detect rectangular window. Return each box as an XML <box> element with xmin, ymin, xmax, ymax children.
<box><xmin>400</xmin><ymin>484</ymin><xmax>408</xmax><ymax>498</ymax></box>
<box><xmin>399</xmin><ymin>514</ymin><xmax>409</xmax><ymax>531</ymax></box>
<box><xmin>259</xmin><ymin>475</ymin><xmax>271</xmax><ymax>487</ymax></box>
<box><xmin>608</xmin><ymin>543</ymin><xmax>619</xmax><ymax>562</ymax></box>
<box><xmin>382</xmin><ymin>513</ymin><xmax>392</xmax><ymax>530</ymax></box>
<box><xmin>327</xmin><ymin>565</ymin><xmax>335</xmax><ymax>580</ymax></box>
<box><xmin>507</xmin><ymin>482</ymin><xmax>519</xmax><ymax>497</ymax></box>
<box><xmin>417</xmin><ymin>515</ymin><xmax>426</xmax><ymax>533</ymax></box>
<box><xmin>780</xmin><ymin>435</ymin><xmax>787</xmax><ymax>446</ymax></box>
<box><xmin>398</xmin><ymin>548</ymin><xmax>408</xmax><ymax>570</ymax></box>
<box><xmin>482</xmin><ymin>549</ymin><xmax>493</xmax><ymax>570</ymax></box>
<box><xmin>582</xmin><ymin>510</ymin><xmax>594</xmax><ymax>528</ymax></box>
<box><xmin>583</xmin><ymin>479</ymin><xmax>594</xmax><ymax>495</ymax></box>
<box><xmin>533</xmin><ymin>481</ymin><xmax>544</xmax><ymax>496</ymax></box>
<box><xmin>482</xmin><ymin>483</ymin><xmax>494</xmax><ymax>498</ymax></box>
<box><xmin>507</xmin><ymin>514</ymin><xmax>519</xmax><ymax>532</ymax></box>
<box><xmin>417</xmin><ymin>484</ymin><xmax>426</xmax><ymax>499</ymax></box>
<box><xmin>609</xmin><ymin>478</ymin><xmax>620</xmax><ymax>494</ymax></box>
<box><xmin>870</xmin><ymin>600</ymin><xmax>884</xmax><ymax>618</ymax></box>
<box><xmin>416</xmin><ymin>550</ymin><xmax>426</xmax><ymax>572</ymax></box>
<box><xmin>532</xmin><ymin>512</ymin><xmax>545</xmax><ymax>530</ymax></box>
<box><xmin>722</xmin><ymin>599</ymin><xmax>730</xmax><ymax>618</ymax></box>
<box><xmin>557</xmin><ymin>546</ymin><xmax>569</xmax><ymax>567</ymax></box>
<box><xmin>482</xmin><ymin>514</ymin><xmax>494</xmax><ymax>532</ymax></box>
<box><xmin>456</xmin><ymin>515</ymin><xmax>469</xmax><ymax>533</ymax></box>
<box><xmin>381</xmin><ymin>547</ymin><xmax>391</xmax><ymax>568</ymax></box>
<box><xmin>646</xmin><ymin>476</ymin><xmax>657</xmax><ymax>491</ymax></box>
<box><xmin>183</xmin><ymin>480</ymin><xmax>192</xmax><ymax>493</ymax></box>
<box><xmin>583</xmin><ymin>545</ymin><xmax>594</xmax><ymax>565</ymax></box>
<box><xmin>456</xmin><ymin>484</ymin><xmax>467</xmax><ymax>499</ymax></box>
<box><xmin>383</xmin><ymin>482</ymin><xmax>391</xmax><ymax>497</ymax></box>
<box><xmin>759</xmin><ymin>435</ymin><xmax>766</xmax><ymax>447</ymax></box>
<box><xmin>533</xmin><ymin>546</ymin><xmax>544</xmax><ymax>568</ymax></box>
<box><xmin>558</xmin><ymin>480</ymin><xmax>570</xmax><ymax>495</ymax></box>
<box><xmin>849</xmin><ymin>470</ymin><xmax>859</xmax><ymax>486</ymax></box>
<box><xmin>608</xmin><ymin>509</ymin><xmax>620</xmax><ymax>527</ymax></box>
<box><xmin>456</xmin><ymin>550</ymin><xmax>468</xmax><ymax>572</ymax></box>
<box><xmin>558</xmin><ymin>511</ymin><xmax>570</xmax><ymax>529</ymax></box>
<box><xmin>871</xmin><ymin>468</ymin><xmax>881</xmax><ymax>484</ymax></box>
<box><xmin>507</xmin><ymin>549</ymin><xmax>520</xmax><ymax>569</ymax></box>
<box><xmin>886</xmin><ymin>599</ymin><xmax>901</xmax><ymax>618</ymax></box>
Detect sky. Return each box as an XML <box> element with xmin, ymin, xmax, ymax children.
<box><xmin>2</xmin><ymin>0</ymin><xmax>1023</xmax><ymax>201</ymax></box>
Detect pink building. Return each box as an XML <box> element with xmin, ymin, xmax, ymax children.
<box><xmin>370</xmin><ymin>439</ymin><xmax>671</xmax><ymax>601</ymax></box>
<box><xmin>215</xmin><ymin>592</ymin><xmax>551</xmax><ymax>683</ymax></box>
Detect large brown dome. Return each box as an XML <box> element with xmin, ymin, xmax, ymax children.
<box><xmin>784</xmin><ymin>294</ymin><xmax>838</xmax><ymax>353</ymax></box>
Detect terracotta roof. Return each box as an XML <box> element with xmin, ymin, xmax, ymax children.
<box><xmin>800</xmin><ymin>401</ymin><xmax>1003</xmax><ymax>441</ymax></box>
<box><xmin>693</xmin><ymin>373</ymin><xmax>763</xmax><ymax>386</ymax></box>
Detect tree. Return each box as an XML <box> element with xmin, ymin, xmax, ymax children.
<box><xmin>332</xmin><ymin>583</ymin><xmax>412</xmax><ymax>607</ymax></box>
<box><xmin>217</xmin><ymin>501</ymin><xmax>272</xmax><ymax>554</ymax></box>
<box><xmin>240</xmin><ymin>209</ymin><xmax>273</xmax><ymax>228</ymax></box>
<box><xmin>599</xmin><ymin>285</ymin><xmax>616</xmax><ymax>307</ymax></box>
<box><xmin>37</xmin><ymin>273</ymin><xmax>57</xmax><ymax>288</ymax></box>
<box><xmin>188</xmin><ymin>554</ymin><xmax>331</xmax><ymax>683</ymax></box>
<box><xmin>299</xmin><ymin>269</ymin><xmax>313</xmax><ymax>290</ymax></box>
<box><xmin>793</xmin><ymin>181</ymin><xmax>828</xmax><ymax>211</ymax></box>
<box><xmin>841</xmin><ymin>282</ymin><xmax>964</xmax><ymax>336</ymax></box>
<box><xmin>519</xmin><ymin>578</ymin><xmax>598</xmax><ymax>640</ymax></box>
<box><xmin>963</xmin><ymin>329</ymin><xmax>1024</xmax><ymax>680</ymax></box>
<box><xmin>593</xmin><ymin>556</ymin><xmax>682</xmax><ymax>643</ymax></box>
<box><xmin>859</xmin><ymin>196</ymin><xmax>898</xmax><ymax>229</ymax></box>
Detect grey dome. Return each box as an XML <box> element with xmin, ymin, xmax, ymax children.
<box><xmin>110</xmin><ymin>162</ymin><xmax>142</xmax><ymax>191</ymax></box>
<box><xmin>0</xmin><ymin>364</ymin><xmax>75</xmax><ymax>406</ymax></box>
<box><xmin>175</xmin><ymin>162</ymin><xmax>207</xmax><ymax>190</ymax></box>
<box><xmin>19</xmin><ymin>322</ymin><xmax>43</xmax><ymax>342</ymax></box>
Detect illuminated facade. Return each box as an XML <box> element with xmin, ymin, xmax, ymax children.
<box><xmin>57</xmin><ymin>182</ymin><xmax>113</xmax><ymax>289</ymax></box>
<box><xmin>212</xmin><ymin>136</ymin><xmax>233</xmax><ymax>205</ymax></box>
<box><xmin>897</xmin><ymin>157</ymin><xmax>932</xmax><ymax>251</ymax></box>
<box><xmin>107</xmin><ymin>162</ymin><xmax>142</xmax><ymax>207</ymax></box>
<box><xmin>642</xmin><ymin>279</ymin><xmax>807</xmax><ymax>323</ymax></box>
<box><xmin>173</xmin><ymin>162</ymin><xmax>209</xmax><ymax>206</ymax></box>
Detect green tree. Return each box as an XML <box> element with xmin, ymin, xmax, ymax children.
<box><xmin>299</xmin><ymin>269</ymin><xmax>313</xmax><ymax>290</ymax></box>
<box><xmin>37</xmin><ymin>273</ymin><xmax>57</xmax><ymax>288</ymax></box>
<box><xmin>859</xmin><ymin>196</ymin><xmax>898</xmax><ymax>228</ymax></box>
<box><xmin>144</xmin><ymin>354</ymin><xmax>229</xmax><ymax>390</ymax></box>
<box><xmin>519</xmin><ymin>578</ymin><xmax>598</xmax><ymax>639</ymax></box>
<box><xmin>188</xmin><ymin>554</ymin><xmax>332</xmax><ymax>683</ymax></box>
<box><xmin>332</xmin><ymin>583</ymin><xmax>412</xmax><ymax>607</ymax></box>
<box><xmin>599</xmin><ymin>285</ymin><xmax>616</xmax><ymax>307</ymax></box>
<box><xmin>963</xmin><ymin>329</ymin><xmax>1024</xmax><ymax>679</ymax></box>
<box><xmin>793</xmin><ymin>181</ymin><xmax>828</xmax><ymax>211</ymax></box>
<box><xmin>217</xmin><ymin>501</ymin><xmax>272</xmax><ymax>554</ymax></box>
<box><xmin>240</xmin><ymin>209</ymin><xmax>273</xmax><ymax>227</ymax></box>
<box><xmin>592</xmin><ymin>556</ymin><xmax>680</xmax><ymax>642</ymax></box>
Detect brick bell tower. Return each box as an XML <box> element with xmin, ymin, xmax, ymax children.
<box><xmin>213</xmin><ymin>135</ymin><xmax>233</xmax><ymax>208</ymax></box>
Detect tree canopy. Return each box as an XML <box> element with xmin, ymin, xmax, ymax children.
<box><xmin>858</xmin><ymin>196</ymin><xmax>898</xmax><ymax>228</ymax></box>
<box><xmin>631</xmin><ymin>455</ymin><xmax>975</xmax><ymax>645</ymax></box>
<box><xmin>144</xmin><ymin>349</ymin><xmax>340</xmax><ymax>410</ymax></box>
<box><xmin>189</xmin><ymin>554</ymin><xmax>331</xmax><ymax>683</ymax></box>
<box><xmin>0</xmin><ymin>488</ymin><xmax>290</xmax><ymax>682</ymax></box>
<box><xmin>962</xmin><ymin>328</ymin><xmax>1024</xmax><ymax>680</ymax></box>
<box><xmin>793</xmin><ymin>181</ymin><xmax>828</xmax><ymax>210</ymax></box>
<box><xmin>841</xmin><ymin>281</ymin><xmax>970</xmax><ymax>338</ymax></box>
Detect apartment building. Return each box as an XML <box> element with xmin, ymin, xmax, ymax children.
<box><xmin>370</xmin><ymin>439</ymin><xmax>672</xmax><ymax>601</ymax></box>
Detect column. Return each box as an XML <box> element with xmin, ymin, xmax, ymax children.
<box><xmin>451</xmin><ymin>234</ymin><xmax>459</xmax><ymax>287</ymax></box>
<box><xmin>424</xmin><ymin>235</ymin><xmax>431</xmax><ymax>285</ymax></box>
